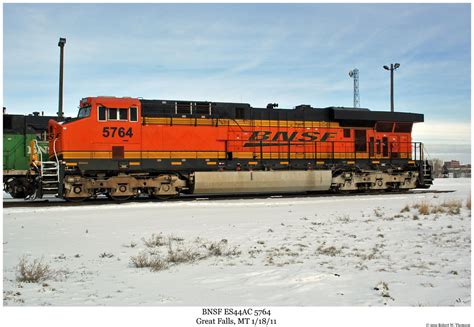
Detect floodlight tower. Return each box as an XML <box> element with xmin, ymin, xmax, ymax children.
<box><xmin>348</xmin><ymin>68</ymin><xmax>360</xmax><ymax>108</ymax></box>
<box><xmin>57</xmin><ymin>37</ymin><xmax>66</xmax><ymax>121</ymax></box>
<box><xmin>383</xmin><ymin>63</ymin><xmax>400</xmax><ymax>112</ymax></box>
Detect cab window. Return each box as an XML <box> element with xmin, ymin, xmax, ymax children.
<box><xmin>119</xmin><ymin>108</ymin><xmax>128</xmax><ymax>120</ymax></box>
<box><xmin>98</xmin><ymin>106</ymin><xmax>106</xmax><ymax>121</ymax></box>
<box><xmin>99</xmin><ymin>107</ymin><xmax>138</xmax><ymax>122</ymax></box>
<box><xmin>130</xmin><ymin>107</ymin><xmax>138</xmax><ymax>122</ymax></box>
<box><xmin>78</xmin><ymin>106</ymin><xmax>91</xmax><ymax>118</ymax></box>
<box><xmin>108</xmin><ymin>108</ymin><xmax>118</xmax><ymax>120</ymax></box>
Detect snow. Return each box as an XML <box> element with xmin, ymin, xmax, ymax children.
<box><xmin>3</xmin><ymin>178</ymin><xmax>471</xmax><ymax>306</ymax></box>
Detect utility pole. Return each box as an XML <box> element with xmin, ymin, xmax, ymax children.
<box><xmin>348</xmin><ymin>69</ymin><xmax>360</xmax><ymax>108</ymax></box>
<box><xmin>57</xmin><ymin>37</ymin><xmax>66</xmax><ymax>120</ymax></box>
<box><xmin>383</xmin><ymin>63</ymin><xmax>400</xmax><ymax>112</ymax></box>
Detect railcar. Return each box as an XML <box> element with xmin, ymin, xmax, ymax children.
<box><xmin>34</xmin><ymin>96</ymin><xmax>432</xmax><ymax>201</ymax></box>
<box><xmin>3</xmin><ymin>111</ymin><xmax>54</xmax><ymax>198</ymax></box>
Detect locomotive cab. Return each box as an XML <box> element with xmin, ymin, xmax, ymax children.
<box><xmin>48</xmin><ymin>97</ymin><xmax>142</xmax><ymax>164</ymax></box>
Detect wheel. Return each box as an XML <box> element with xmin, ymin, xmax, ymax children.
<box><xmin>149</xmin><ymin>193</ymin><xmax>178</xmax><ymax>200</ymax></box>
<box><xmin>4</xmin><ymin>177</ymin><xmax>35</xmax><ymax>198</ymax></box>
<box><xmin>108</xmin><ymin>193</ymin><xmax>133</xmax><ymax>202</ymax></box>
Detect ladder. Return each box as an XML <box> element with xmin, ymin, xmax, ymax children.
<box><xmin>40</xmin><ymin>161</ymin><xmax>59</xmax><ymax>195</ymax></box>
<box><xmin>422</xmin><ymin>160</ymin><xmax>434</xmax><ymax>186</ymax></box>
<box><xmin>33</xmin><ymin>139</ymin><xmax>60</xmax><ymax>197</ymax></box>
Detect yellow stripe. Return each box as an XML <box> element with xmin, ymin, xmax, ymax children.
<box><xmin>61</xmin><ymin>151</ymin><xmax>383</xmax><ymax>161</ymax></box>
<box><xmin>347</xmin><ymin>161</ymin><xmax>355</xmax><ymax>164</ymax></box>
<box><xmin>65</xmin><ymin>162</ymin><xmax>77</xmax><ymax>167</ymax></box>
<box><xmin>233</xmin><ymin>152</ymin><xmax>255</xmax><ymax>159</ymax></box>
<box><xmin>143</xmin><ymin>117</ymin><xmax>340</xmax><ymax>128</ymax></box>
<box><xmin>372</xmin><ymin>160</ymin><xmax>380</xmax><ymax>164</ymax></box>
<box><xmin>206</xmin><ymin>161</ymin><xmax>217</xmax><ymax>165</ymax></box>
<box><xmin>248</xmin><ymin>161</ymin><xmax>258</xmax><ymax>165</ymax></box>
<box><xmin>196</xmin><ymin>152</ymin><xmax>225</xmax><ymax>159</ymax></box>
<box><xmin>316</xmin><ymin>161</ymin><xmax>325</xmax><ymax>164</ymax></box>
<box><xmin>141</xmin><ymin>151</ymin><xmax>170</xmax><ymax>159</ymax></box>
<box><xmin>280</xmin><ymin>161</ymin><xmax>289</xmax><ymax>165</ymax></box>
<box><xmin>169</xmin><ymin>151</ymin><xmax>194</xmax><ymax>158</ymax></box>
<box><xmin>62</xmin><ymin>151</ymin><xmax>111</xmax><ymax>159</ymax></box>
<box><xmin>124</xmin><ymin>152</ymin><xmax>141</xmax><ymax>159</ymax></box>
<box><xmin>129</xmin><ymin>161</ymin><xmax>141</xmax><ymax>166</ymax></box>
<box><xmin>171</xmin><ymin>162</ymin><xmax>182</xmax><ymax>165</ymax></box>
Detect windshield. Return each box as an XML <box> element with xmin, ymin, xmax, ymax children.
<box><xmin>77</xmin><ymin>106</ymin><xmax>91</xmax><ymax>118</ymax></box>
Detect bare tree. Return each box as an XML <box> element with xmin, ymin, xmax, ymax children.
<box><xmin>429</xmin><ymin>158</ymin><xmax>444</xmax><ymax>178</ymax></box>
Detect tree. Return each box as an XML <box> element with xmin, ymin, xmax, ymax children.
<box><xmin>429</xmin><ymin>158</ymin><xmax>444</xmax><ymax>178</ymax></box>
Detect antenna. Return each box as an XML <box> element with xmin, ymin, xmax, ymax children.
<box><xmin>348</xmin><ymin>68</ymin><xmax>360</xmax><ymax>108</ymax></box>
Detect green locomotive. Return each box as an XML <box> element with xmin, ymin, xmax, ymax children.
<box><xmin>3</xmin><ymin>111</ymin><xmax>52</xmax><ymax>198</ymax></box>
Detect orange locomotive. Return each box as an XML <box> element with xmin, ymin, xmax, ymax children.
<box><xmin>38</xmin><ymin>96</ymin><xmax>432</xmax><ymax>201</ymax></box>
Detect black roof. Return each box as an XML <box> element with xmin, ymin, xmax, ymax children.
<box><xmin>140</xmin><ymin>99</ymin><xmax>424</xmax><ymax>126</ymax></box>
<box><xmin>3</xmin><ymin>113</ymin><xmax>57</xmax><ymax>134</ymax></box>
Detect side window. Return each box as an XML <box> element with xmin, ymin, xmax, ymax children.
<box><xmin>108</xmin><ymin>108</ymin><xmax>118</xmax><ymax>120</ymax></box>
<box><xmin>343</xmin><ymin>129</ymin><xmax>351</xmax><ymax>138</ymax></box>
<box><xmin>98</xmin><ymin>106</ymin><xmax>107</xmax><ymax>121</ymax></box>
<box><xmin>119</xmin><ymin>108</ymin><xmax>128</xmax><ymax>121</ymax></box>
<box><xmin>130</xmin><ymin>107</ymin><xmax>138</xmax><ymax>122</ymax></box>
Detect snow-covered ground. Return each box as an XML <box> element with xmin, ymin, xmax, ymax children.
<box><xmin>3</xmin><ymin>178</ymin><xmax>471</xmax><ymax>306</ymax></box>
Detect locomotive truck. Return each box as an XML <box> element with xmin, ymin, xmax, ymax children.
<box><xmin>31</xmin><ymin>96</ymin><xmax>432</xmax><ymax>201</ymax></box>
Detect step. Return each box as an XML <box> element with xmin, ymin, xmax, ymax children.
<box><xmin>42</xmin><ymin>187</ymin><xmax>59</xmax><ymax>191</ymax></box>
<box><xmin>42</xmin><ymin>190</ymin><xmax>59</xmax><ymax>195</ymax></box>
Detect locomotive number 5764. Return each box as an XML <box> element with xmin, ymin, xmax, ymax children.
<box><xmin>102</xmin><ymin>127</ymin><xmax>133</xmax><ymax>138</ymax></box>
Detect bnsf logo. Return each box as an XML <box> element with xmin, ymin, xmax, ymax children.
<box><xmin>243</xmin><ymin>131</ymin><xmax>336</xmax><ymax>147</ymax></box>
<box><xmin>27</xmin><ymin>144</ymin><xmax>49</xmax><ymax>155</ymax></box>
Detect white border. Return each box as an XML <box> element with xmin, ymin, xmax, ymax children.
<box><xmin>1</xmin><ymin>1</ymin><xmax>472</xmax><ymax>327</ymax></box>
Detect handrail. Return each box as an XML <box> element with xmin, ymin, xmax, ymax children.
<box><xmin>33</xmin><ymin>140</ymin><xmax>43</xmax><ymax>177</ymax></box>
<box><xmin>53</xmin><ymin>138</ymin><xmax>59</xmax><ymax>165</ymax></box>
<box><xmin>224</xmin><ymin>139</ymin><xmax>424</xmax><ymax>162</ymax></box>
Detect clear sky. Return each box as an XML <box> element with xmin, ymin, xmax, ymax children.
<box><xmin>3</xmin><ymin>3</ymin><xmax>471</xmax><ymax>162</ymax></box>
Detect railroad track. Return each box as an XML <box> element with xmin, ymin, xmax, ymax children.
<box><xmin>2</xmin><ymin>189</ymin><xmax>455</xmax><ymax>208</ymax></box>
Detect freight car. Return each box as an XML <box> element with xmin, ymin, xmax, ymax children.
<box><xmin>33</xmin><ymin>96</ymin><xmax>432</xmax><ymax>201</ymax></box>
<box><xmin>3</xmin><ymin>110</ymin><xmax>55</xmax><ymax>198</ymax></box>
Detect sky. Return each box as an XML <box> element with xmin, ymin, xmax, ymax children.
<box><xmin>2</xmin><ymin>3</ymin><xmax>471</xmax><ymax>162</ymax></box>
